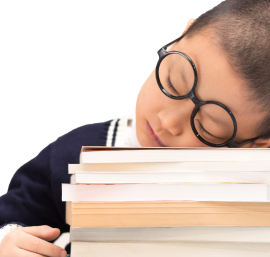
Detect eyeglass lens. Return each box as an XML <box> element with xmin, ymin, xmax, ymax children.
<box><xmin>158</xmin><ymin>53</ymin><xmax>235</xmax><ymax>145</ymax></box>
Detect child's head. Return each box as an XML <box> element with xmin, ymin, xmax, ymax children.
<box><xmin>136</xmin><ymin>0</ymin><xmax>270</xmax><ymax>148</ymax></box>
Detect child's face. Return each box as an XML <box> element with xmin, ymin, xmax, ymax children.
<box><xmin>136</xmin><ymin>26</ymin><xmax>266</xmax><ymax>148</ymax></box>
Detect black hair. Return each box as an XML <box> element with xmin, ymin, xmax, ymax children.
<box><xmin>183</xmin><ymin>0</ymin><xmax>270</xmax><ymax>139</ymax></box>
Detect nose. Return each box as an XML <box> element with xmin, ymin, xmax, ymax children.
<box><xmin>157</xmin><ymin>99</ymin><xmax>193</xmax><ymax>136</ymax></box>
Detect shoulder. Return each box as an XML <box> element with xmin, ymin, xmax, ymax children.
<box><xmin>57</xmin><ymin>120</ymin><xmax>112</xmax><ymax>147</ymax></box>
<box><xmin>51</xmin><ymin>120</ymin><xmax>112</xmax><ymax>164</ymax></box>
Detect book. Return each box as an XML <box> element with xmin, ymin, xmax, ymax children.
<box><xmin>66</xmin><ymin>202</ymin><xmax>270</xmax><ymax>228</ymax></box>
<box><xmin>62</xmin><ymin>183</ymin><xmax>270</xmax><ymax>202</ymax></box>
<box><xmin>71</xmin><ymin>241</ymin><xmax>270</xmax><ymax>257</ymax></box>
<box><xmin>68</xmin><ymin>161</ymin><xmax>270</xmax><ymax>174</ymax></box>
<box><xmin>66</xmin><ymin>200</ymin><xmax>270</xmax><ymax>209</ymax></box>
<box><xmin>70</xmin><ymin>170</ymin><xmax>270</xmax><ymax>184</ymax></box>
<box><xmin>66</xmin><ymin>212</ymin><xmax>270</xmax><ymax>227</ymax></box>
<box><xmin>66</xmin><ymin>201</ymin><xmax>270</xmax><ymax>227</ymax></box>
<box><xmin>66</xmin><ymin>201</ymin><xmax>270</xmax><ymax>214</ymax></box>
<box><xmin>79</xmin><ymin>147</ymin><xmax>270</xmax><ymax>163</ymax></box>
<box><xmin>70</xmin><ymin>226</ymin><xmax>270</xmax><ymax>243</ymax></box>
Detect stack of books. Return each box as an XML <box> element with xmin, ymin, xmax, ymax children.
<box><xmin>62</xmin><ymin>147</ymin><xmax>270</xmax><ymax>256</ymax></box>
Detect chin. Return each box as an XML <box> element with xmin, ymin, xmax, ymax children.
<box><xmin>138</xmin><ymin>134</ymin><xmax>160</xmax><ymax>147</ymax></box>
<box><xmin>137</xmin><ymin>132</ymin><xmax>152</xmax><ymax>147</ymax></box>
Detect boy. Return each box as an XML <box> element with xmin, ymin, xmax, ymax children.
<box><xmin>1</xmin><ymin>0</ymin><xmax>270</xmax><ymax>256</ymax></box>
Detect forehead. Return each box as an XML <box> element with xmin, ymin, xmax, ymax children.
<box><xmin>171</xmin><ymin>34</ymin><xmax>263</xmax><ymax>140</ymax></box>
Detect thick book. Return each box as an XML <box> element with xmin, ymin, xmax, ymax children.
<box><xmin>79</xmin><ymin>147</ymin><xmax>270</xmax><ymax>163</ymax></box>
<box><xmin>70</xmin><ymin>226</ymin><xmax>270</xmax><ymax>243</ymax></box>
<box><xmin>62</xmin><ymin>183</ymin><xmax>270</xmax><ymax>202</ymax></box>
<box><xmin>71</xmin><ymin>241</ymin><xmax>270</xmax><ymax>257</ymax></box>
<box><xmin>66</xmin><ymin>201</ymin><xmax>270</xmax><ymax>219</ymax></box>
<box><xmin>66</xmin><ymin>202</ymin><xmax>270</xmax><ymax>227</ymax></box>
<box><xmin>66</xmin><ymin>200</ymin><xmax>270</xmax><ymax>227</ymax></box>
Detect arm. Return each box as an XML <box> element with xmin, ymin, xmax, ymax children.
<box><xmin>0</xmin><ymin>142</ymin><xmax>70</xmax><ymax>256</ymax></box>
<box><xmin>0</xmin><ymin>142</ymin><xmax>69</xmax><ymax>232</ymax></box>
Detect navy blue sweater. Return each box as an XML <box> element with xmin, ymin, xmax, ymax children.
<box><xmin>0</xmin><ymin>120</ymin><xmax>111</xmax><ymax>233</ymax></box>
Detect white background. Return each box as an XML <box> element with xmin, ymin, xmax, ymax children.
<box><xmin>0</xmin><ymin>0</ymin><xmax>223</xmax><ymax>196</ymax></box>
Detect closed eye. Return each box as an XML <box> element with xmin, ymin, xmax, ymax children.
<box><xmin>166</xmin><ymin>76</ymin><xmax>179</xmax><ymax>95</ymax></box>
<box><xmin>197</xmin><ymin>120</ymin><xmax>217</xmax><ymax>138</ymax></box>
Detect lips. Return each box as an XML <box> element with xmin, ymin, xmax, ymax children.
<box><xmin>146</xmin><ymin>121</ymin><xmax>166</xmax><ymax>147</ymax></box>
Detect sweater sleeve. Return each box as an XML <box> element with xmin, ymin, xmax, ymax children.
<box><xmin>0</xmin><ymin>142</ymin><xmax>70</xmax><ymax>233</ymax></box>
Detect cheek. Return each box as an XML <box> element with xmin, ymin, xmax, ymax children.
<box><xmin>136</xmin><ymin>70</ymin><xmax>164</xmax><ymax>146</ymax></box>
<box><xmin>136</xmin><ymin>70</ymin><xmax>162</xmax><ymax>116</ymax></box>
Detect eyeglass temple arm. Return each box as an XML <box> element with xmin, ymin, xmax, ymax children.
<box><xmin>228</xmin><ymin>136</ymin><xmax>261</xmax><ymax>148</ymax></box>
<box><xmin>163</xmin><ymin>35</ymin><xmax>185</xmax><ymax>50</ymax></box>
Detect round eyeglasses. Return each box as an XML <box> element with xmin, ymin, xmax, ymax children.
<box><xmin>155</xmin><ymin>38</ymin><xmax>260</xmax><ymax>148</ymax></box>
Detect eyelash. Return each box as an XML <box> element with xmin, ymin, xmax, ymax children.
<box><xmin>165</xmin><ymin>76</ymin><xmax>178</xmax><ymax>94</ymax></box>
<box><xmin>197</xmin><ymin>121</ymin><xmax>214</xmax><ymax>137</ymax></box>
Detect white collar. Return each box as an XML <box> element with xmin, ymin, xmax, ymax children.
<box><xmin>106</xmin><ymin>114</ymin><xmax>141</xmax><ymax>147</ymax></box>
<box><xmin>127</xmin><ymin>114</ymin><xmax>141</xmax><ymax>147</ymax></box>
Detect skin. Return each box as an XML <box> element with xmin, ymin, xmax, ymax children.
<box><xmin>136</xmin><ymin>19</ymin><xmax>270</xmax><ymax>148</ymax></box>
<box><xmin>0</xmin><ymin>226</ymin><xmax>66</xmax><ymax>257</ymax></box>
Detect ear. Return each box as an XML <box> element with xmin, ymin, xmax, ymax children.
<box><xmin>182</xmin><ymin>18</ymin><xmax>196</xmax><ymax>35</ymax></box>
<box><xmin>251</xmin><ymin>138</ymin><xmax>270</xmax><ymax>148</ymax></box>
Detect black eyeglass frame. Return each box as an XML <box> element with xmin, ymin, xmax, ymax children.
<box><xmin>156</xmin><ymin>36</ymin><xmax>260</xmax><ymax>148</ymax></box>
